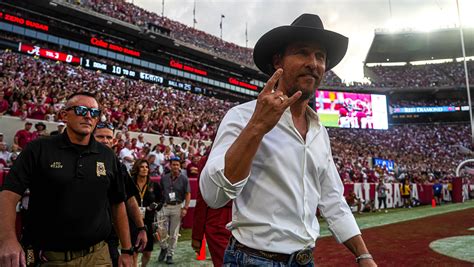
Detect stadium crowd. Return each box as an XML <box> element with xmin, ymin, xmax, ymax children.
<box><xmin>368</xmin><ymin>61</ymin><xmax>474</xmax><ymax>88</ymax></box>
<box><xmin>329</xmin><ymin>123</ymin><xmax>471</xmax><ymax>185</ymax></box>
<box><xmin>0</xmin><ymin>50</ymin><xmax>235</xmax><ymax>141</ymax></box>
<box><xmin>389</xmin><ymin>98</ymin><xmax>468</xmax><ymax>108</ymax></box>
<box><xmin>77</xmin><ymin>0</ymin><xmax>255</xmax><ymax>66</ymax></box>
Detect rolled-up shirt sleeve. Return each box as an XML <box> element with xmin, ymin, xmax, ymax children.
<box><xmin>318</xmin><ymin>136</ymin><xmax>361</xmax><ymax>243</ymax></box>
<box><xmin>199</xmin><ymin>108</ymin><xmax>249</xmax><ymax>209</ymax></box>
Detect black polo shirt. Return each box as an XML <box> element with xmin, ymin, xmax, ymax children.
<box><xmin>160</xmin><ymin>173</ymin><xmax>190</xmax><ymax>204</ymax></box>
<box><xmin>1</xmin><ymin>132</ymin><xmax>125</xmax><ymax>251</ymax></box>
<box><xmin>121</xmin><ymin>163</ymin><xmax>138</xmax><ymax>200</ymax></box>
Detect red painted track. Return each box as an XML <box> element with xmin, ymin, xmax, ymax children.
<box><xmin>314</xmin><ymin>208</ymin><xmax>474</xmax><ymax>266</ymax></box>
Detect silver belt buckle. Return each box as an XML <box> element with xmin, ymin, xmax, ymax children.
<box><xmin>295</xmin><ymin>248</ymin><xmax>313</xmax><ymax>265</ymax></box>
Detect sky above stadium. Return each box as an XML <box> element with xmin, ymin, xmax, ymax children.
<box><xmin>133</xmin><ymin>0</ymin><xmax>474</xmax><ymax>83</ymax></box>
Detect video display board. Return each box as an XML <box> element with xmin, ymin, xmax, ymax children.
<box><xmin>315</xmin><ymin>90</ymin><xmax>388</xmax><ymax>130</ymax></box>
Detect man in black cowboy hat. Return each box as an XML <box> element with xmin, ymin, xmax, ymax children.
<box><xmin>33</xmin><ymin>122</ymin><xmax>48</xmax><ymax>138</ymax></box>
<box><xmin>200</xmin><ymin>14</ymin><xmax>376</xmax><ymax>266</ymax></box>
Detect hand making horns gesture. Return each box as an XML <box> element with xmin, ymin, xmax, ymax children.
<box><xmin>248</xmin><ymin>68</ymin><xmax>302</xmax><ymax>135</ymax></box>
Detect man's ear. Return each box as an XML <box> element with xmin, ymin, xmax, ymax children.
<box><xmin>272</xmin><ymin>54</ymin><xmax>282</xmax><ymax>70</ymax></box>
<box><xmin>60</xmin><ymin>109</ymin><xmax>68</xmax><ymax>122</ymax></box>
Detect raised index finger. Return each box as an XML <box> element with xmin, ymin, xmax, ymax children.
<box><xmin>260</xmin><ymin>68</ymin><xmax>283</xmax><ymax>95</ymax></box>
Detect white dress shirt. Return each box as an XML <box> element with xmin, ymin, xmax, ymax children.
<box><xmin>200</xmin><ymin>100</ymin><xmax>361</xmax><ymax>253</ymax></box>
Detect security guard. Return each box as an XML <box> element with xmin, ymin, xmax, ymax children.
<box><xmin>0</xmin><ymin>92</ymin><xmax>133</xmax><ymax>267</ymax></box>
<box><xmin>94</xmin><ymin>122</ymin><xmax>148</xmax><ymax>267</ymax></box>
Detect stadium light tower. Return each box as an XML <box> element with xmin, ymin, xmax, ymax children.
<box><xmin>220</xmin><ymin>14</ymin><xmax>225</xmax><ymax>39</ymax></box>
<box><xmin>161</xmin><ymin>0</ymin><xmax>165</xmax><ymax>17</ymax></box>
<box><xmin>456</xmin><ymin>0</ymin><xmax>474</xmax><ymax>144</ymax></box>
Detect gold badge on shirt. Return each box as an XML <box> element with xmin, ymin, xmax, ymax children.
<box><xmin>96</xmin><ymin>162</ymin><xmax>106</xmax><ymax>177</ymax></box>
<box><xmin>50</xmin><ymin>161</ymin><xmax>63</xmax><ymax>169</ymax></box>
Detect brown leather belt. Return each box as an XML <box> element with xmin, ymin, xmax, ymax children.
<box><xmin>39</xmin><ymin>241</ymin><xmax>105</xmax><ymax>262</ymax></box>
<box><xmin>232</xmin><ymin>237</ymin><xmax>314</xmax><ymax>265</ymax></box>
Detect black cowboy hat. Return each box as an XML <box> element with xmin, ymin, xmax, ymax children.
<box><xmin>35</xmin><ymin>122</ymin><xmax>46</xmax><ymax>130</ymax></box>
<box><xmin>253</xmin><ymin>13</ymin><xmax>348</xmax><ymax>75</ymax></box>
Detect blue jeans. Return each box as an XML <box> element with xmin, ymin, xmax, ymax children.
<box><xmin>223</xmin><ymin>238</ymin><xmax>314</xmax><ymax>267</ymax></box>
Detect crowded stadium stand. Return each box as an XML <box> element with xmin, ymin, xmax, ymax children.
<box><xmin>0</xmin><ymin>0</ymin><xmax>473</xmax><ymax>232</ymax></box>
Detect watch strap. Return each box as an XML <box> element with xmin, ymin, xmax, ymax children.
<box><xmin>120</xmin><ymin>247</ymin><xmax>134</xmax><ymax>255</ymax></box>
<box><xmin>137</xmin><ymin>225</ymin><xmax>147</xmax><ymax>232</ymax></box>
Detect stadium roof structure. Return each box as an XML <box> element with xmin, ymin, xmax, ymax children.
<box><xmin>365</xmin><ymin>28</ymin><xmax>474</xmax><ymax>64</ymax></box>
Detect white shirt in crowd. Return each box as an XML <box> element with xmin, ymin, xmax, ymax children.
<box><xmin>119</xmin><ymin>147</ymin><xmax>135</xmax><ymax>171</ymax></box>
<box><xmin>149</xmin><ymin>150</ymin><xmax>165</xmax><ymax>175</ymax></box>
<box><xmin>0</xmin><ymin>150</ymin><xmax>10</xmax><ymax>163</ymax></box>
<box><xmin>136</xmin><ymin>140</ymin><xmax>145</xmax><ymax>149</ymax></box>
<box><xmin>200</xmin><ymin>100</ymin><xmax>361</xmax><ymax>254</ymax></box>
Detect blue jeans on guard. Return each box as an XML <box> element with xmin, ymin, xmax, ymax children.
<box><xmin>223</xmin><ymin>238</ymin><xmax>315</xmax><ymax>267</ymax></box>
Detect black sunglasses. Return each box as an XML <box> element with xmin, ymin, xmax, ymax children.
<box><xmin>66</xmin><ymin>106</ymin><xmax>101</xmax><ymax>118</ymax></box>
<box><xmin>96</xmin><ymin>122</ymin><xmax>114</xmax><ymax>130</ymax></box>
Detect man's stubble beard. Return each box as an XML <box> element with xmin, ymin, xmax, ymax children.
<box><xmin>288</xmin><ymin>82</ymin><xmax>320</xmax><ymax>101</ymax></box>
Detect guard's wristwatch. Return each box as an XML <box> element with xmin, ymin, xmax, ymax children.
<box><xmin>137</xmin><ymin>225</ymin><xmax>147</xmax><ymax>232</ymax></box>
<box><xmin>120</xmin><ymin>247</ymin><xmax>134</xmax><ymax>255</ymax></box>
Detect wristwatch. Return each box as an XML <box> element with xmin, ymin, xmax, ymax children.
<box><xmin>120</xmin><ymin>247</ymin><xmax>134</xmax><ymax>255</ymax></box>
<box><xmin>137</xmin><ymin>225</ymin><xmax>147</xmax><ymax>232</ymax></box>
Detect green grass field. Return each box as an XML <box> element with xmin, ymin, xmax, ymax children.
<box><xmin>317</xmin><ymin>113</ymin><xmax>340</xmax><ymax>127</ymax></box>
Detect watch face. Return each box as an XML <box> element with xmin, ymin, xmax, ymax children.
<box><xmin>121</xmin><ymin>249</ymin><xmax>134</xmax><ymax>255</ymax></box>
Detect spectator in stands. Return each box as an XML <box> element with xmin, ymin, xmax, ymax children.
<box><xmin>149</xmin><ymin>145</ymin><xmax>164</xmax><ymax>175</ymax></box>
<box><xmin>0</xmin><ymin>142</ymin><xmax>9</xmax><ymax>170</ymax></box>
<box><xmin>120</xmin><ymin>140</ymin><xmax>136</xmax><ymax>172</ymax></box>
<box><xmin>0</xmin><ymin>92</ymin><xmax>133</xmax><ymax>266</ymax></box>
<box><xmin>200</xmin><ymin>14</ymin><xmax>374</xmax><ymax>266</ymax></box>
<box><xmin>0</xmin><ymin>133</ymin><xmax>4</xmax><ymax>145</ymax></box>
<box><xmin>136</xmin><ymin>133</ymin><xmax>146</xmax><ymax>150</ymax></box>
<box><xmin>156</xmin><ymin>136</ymin><xmax>166</xmax><ymax>153</ymax></box>
<box><xmin>158</xmin><ymin>156</ymin><xmax>191</xmax><ymax>264</ymax></box>
<box><xmin>168</xmin><ymin>137</ymin><xmax>175</xmax><ymax>152</ymax></box>
<box><xmin>146</xmin><ymin>154</ymin><xmax>160</xmax><ymax>177</ymax></box>
<box><xmin>162</xmin><ymin>146</ymin><xmax>175</xmax><ymax>173</ymax></box>
<box><xmin>0</xmin><ymin>142</ymin><xmax>10</xmax><ymax>164</ymax></box>
<box><xmin>50</xmin><ymin>121</ymin><xmax>66</xmax><ymax>136</ymax></box>
<box><xmin>0</xmin><ymin>90</ymin><xmax>9</xmax><ymax>115</ymax></box>
<box><xmin>14</xmin><ymin>121</ymin><xmax>33</xmax><ymax>149</ymax></box>
<box><xmin>7</xmin><ymin>144</ymin><xmax>21</xmax><ymax>163</ymax></box>
<box><xmin>32</xmin><ymin>122</ymin><xmax>48</xmax><ymax>139</ymax></box>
